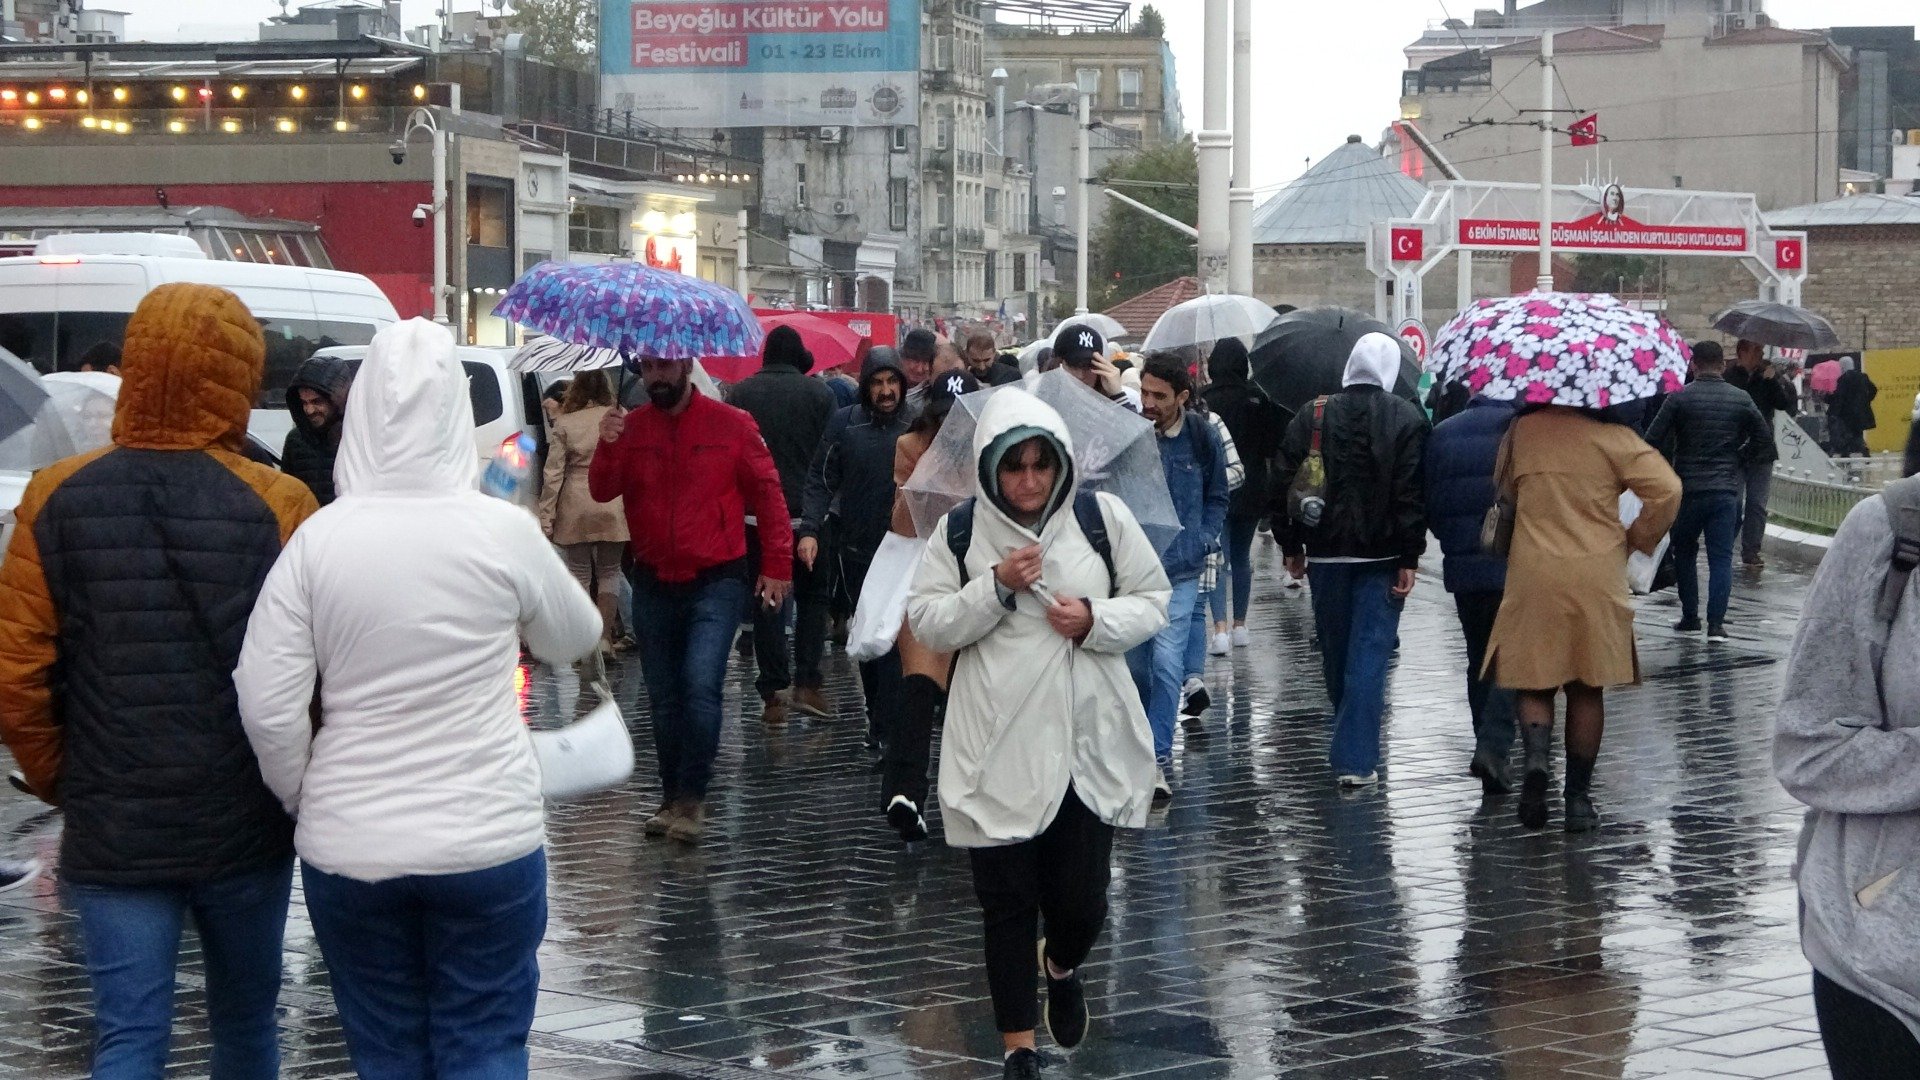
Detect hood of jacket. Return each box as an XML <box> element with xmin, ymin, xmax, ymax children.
<box><xmin>858</xmin><ymin>347</ymin><xmax>906</xmax><ymax>414</ymax></box>
<box><xmin>761</xmin><ymin>324</ymin><xmax>814</xmax><ymax>374</ymax></box>
<box><xmin>972</xmin><ymin>388</ymin><xmax>1076</xmax><ymax>537</ymax></box>
<box><xmin>283</xmin><ymin>354</ymin><xmax>358</xmax><ymax>439</ymax></box>
<box><xmin>335</xmin><ymin>319</ymin><xmax>478</xmax><ymax>497</ymax></box>
<box><xmin>1343</xmin><ymin>332</ymin><xmax>1401</xmax><ymax>390</ymax></box>
<box><xmin>1207</xmin><ymin>337</ymin><xmax>1250</xmax><ymax>385</ymax></box>
<box><xmin>111</xmin><ymin>282</ymin><xmax>265</xmax><ymax>452</ymax></box>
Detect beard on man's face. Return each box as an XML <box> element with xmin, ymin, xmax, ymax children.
<box><xmin>645</xmin><ymin>374</ymin><xmax>688</xmax><ymax>409</ymax></box>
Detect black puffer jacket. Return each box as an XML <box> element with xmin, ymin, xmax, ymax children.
<box><xmin>280</xmin><ymin>354</ymin><xmax>357</xmax><ymax>504</ymax></box>
<box><xmin>1271</xmin><ymin>385</ymin><xmax>1429</xmax><ymax>569</ymax></box>
<box><xmin>729</xmin><ymin>351</ymin><xmax>838</xmax><ymax>516</ymax></box>
<box><xmin>800</xmin><ymin>351</ymin><xmax>909</xmax><ymax>575</ymax></box>
<box><xmin>1201</xmin><ymin>339</ymin><xmax>1287</xmax><ymax>519</ymax></box>
<box><xmin>1644</xmin><ymin>374</ymin><xmax>1771</xmax><ymax>494</ymax></box>
<box><xmin>0</xmin><ymin>283</ymin><xmax>317</xmax><ymax>887</ymax></box>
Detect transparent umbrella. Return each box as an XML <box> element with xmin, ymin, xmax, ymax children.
<box><xmin>1142</xmin><ymin>294</ymin><xmax>1280</xmax><ymax>352</ymax></box>
<box><xmin>900</xmin><ymin>369</ymin><xmax>1182</xmax><ymax>553</ymax></box>
<box><xmin>41</xmin><ymin>372</ymin><xmax>120</xmax><ymax>455</ymax></box>
<box><xmin>0</xmin><ymin>349</ymin><xmax>74</xmax><ymax>473</ymax></box>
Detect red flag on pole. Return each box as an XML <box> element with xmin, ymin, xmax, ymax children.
<box><xmin>1569</xmin><ymin>113</ymin><xmax>1600</xmax><ymax>147</ymax></box>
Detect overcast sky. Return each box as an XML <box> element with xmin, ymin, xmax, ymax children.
<box><xmin>100</xmin><ymin>0</ymin><xmax>1919</xmax><ymax>192</ymax></box>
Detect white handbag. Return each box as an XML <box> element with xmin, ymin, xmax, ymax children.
<box><xmin>532</xmin><ymin>681</ymin><xmax>634</xmax><ymax>800</ymax></box>
<box><xmin>847</xmin><ymin>532</ymin><xmax>927</xmax><ymax>662</ymax></box>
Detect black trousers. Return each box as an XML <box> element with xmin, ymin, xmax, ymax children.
<box><xmin>745</xmin><ymin>524</ymin><xmax>830</xmax><ymax>700</ymax></box>
<box><xmin>1815</xmin><ymin>971</ymin><xmax>1920</xmax><ymax>1079</ymax></box>
<box><xmin>967</xmin><ymin>787</ymin><xmax>1115</xmax><ymax>1034</ymax></box>
<box><xmin>881</xmin><ymin>673</ymin><xmax>941</xmax><ymax>809</ymax></box>
<box><xmin>1453</xmin><ymin>591</ymin><xmax>1517</xmax><ymax>758</ymax></box>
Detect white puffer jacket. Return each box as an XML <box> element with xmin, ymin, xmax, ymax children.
<box><xmin>908</xmin><ymin>389</ymin><xmax>1169</xmax><ymax>848</ymax></box>
<box><xmin>235</xmin><ymin>319</ymin><xmax>600</xmax><ymax>882</ymax></box>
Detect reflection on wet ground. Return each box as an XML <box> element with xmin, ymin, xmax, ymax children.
<box><xmin>0</xmin><ymin>540</ymin><xmax>1829</xmax><ymax>1078</ymax></box>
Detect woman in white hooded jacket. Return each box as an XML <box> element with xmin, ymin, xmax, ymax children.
<box><xmin>235</xmin><ymin>319</ymin><xmax>601</xmax><ymax>1079</ymax></box>
<box><xmin>907</xmin><ymin>389</ymin><xmax>1168</xmax><ymax>1079</ymax></box>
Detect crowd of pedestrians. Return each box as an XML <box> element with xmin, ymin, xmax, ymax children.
<box><xmin>0</xmin><ymin>281</ymin><xmax>1908</xmax><ymax>1079</ymax></box>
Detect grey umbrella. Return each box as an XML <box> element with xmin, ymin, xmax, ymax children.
<box><xmin>0</xmin><ymin>347</ymin><xmax>74</xmax><ymax>474</ymax></box>
<box><xmin>1710</xmin><ymin>300</ymin><xmax>1841</xmax><ymax>351</ymax></box>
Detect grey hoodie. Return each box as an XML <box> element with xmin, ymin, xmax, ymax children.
<box><xmin>1776</xmin><ymin>493</ymin><xmax>1920</xmax><ymax>1040</ymax></box>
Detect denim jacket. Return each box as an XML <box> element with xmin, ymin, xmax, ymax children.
<box><xmin>1155</xmin><ymin>410</ymin><xmax>1230</xmax><ymax>583</ymax></box>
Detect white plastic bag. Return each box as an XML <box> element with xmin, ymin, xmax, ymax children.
<box><xmin>533</xmin><ymin>681</ymin><xmax>633</xmax><ymax>800</ymax></box>
<box><xmin>1619</xmin><ymin>491</ymin><xmax>1670</xmax><ymax>595</ymax></box>
<box><xmin>848</xmin><ymin>532</ymin><xmax>927</xmax><ymax>661</ymax></box>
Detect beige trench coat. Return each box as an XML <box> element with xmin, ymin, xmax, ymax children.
<box><xmin>538</xmin><ymin>406</ymin><xmax>629</xmax><ymax>545</ymax></box>
<box><xmin>1485</xmin><ymin>408</ymin><xmax>1681</xmax><ymax>691</ymax></box>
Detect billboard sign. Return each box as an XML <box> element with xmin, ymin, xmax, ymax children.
<box><xmin>601</xmin><ymin>0</ymin><xmax>920</xmax><ymax>128</ymax></box>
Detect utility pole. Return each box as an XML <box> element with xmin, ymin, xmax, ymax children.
<box><xmin>1227</xmin><ymin>0</ymin><xmax>1253</xmax><ymax>296</ymax></box>
<box><xmin>1536</xmin><ymin>32</ymin><xmax>1556</xmax><ymax>292</ymax></box>
<box><xmin>1196</xmin><ymin>0</ymin><xmax>1231</xmax><ymax>292</ymax></box>
<box><xmin>1076</xmin><ymin>88</ymin><xmax>1091</xmax><ymax>315</ymax></box>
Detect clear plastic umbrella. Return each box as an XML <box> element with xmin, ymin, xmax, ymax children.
<box><xmin>1142</xmin><ymin>294</ymin><xmax>1280</xmax><ymax>352</ymax></box>
<box><xmin>1054</xmin><ymin>313</ymin><xmax>1128</xmax><ymax>342</ymax></box>
<box><xmin>41</xmin><ymin>372</ymin><xmax>120</xmax><ymax>455</ymax></box>
<box><xmin>900</xmin><ymin>369</ymin><xmax>1182</xmax><ymax>553</ymax></box>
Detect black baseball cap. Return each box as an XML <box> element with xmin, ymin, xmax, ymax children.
<box><xmin>924</xmin><ymin>369</ymin><xmax>979</xmax><ymax>418</ymax></box>
<box><xmin>1053</xmin><ymin>323</ymin><xmax>1105</xmax><ymax>367</ymax></box>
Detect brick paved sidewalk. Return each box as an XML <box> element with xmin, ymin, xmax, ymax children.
<box><xmin>0</xmin><ymin>540</ymin><xmax>1830</xmax><ymax>1079</ymax></box>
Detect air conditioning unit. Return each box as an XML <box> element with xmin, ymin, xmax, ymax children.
<box><xmin>818</xmin><ymin>126</ymin><xmax>845</xmax><ymax>144</ymax></box>
<box><xmin>828</xmin><ymin>198</ymin><xmax>856</xmax><ymax>216</ymax></box>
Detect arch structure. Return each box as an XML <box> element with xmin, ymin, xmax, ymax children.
<box><xmin>1366</xmin><ymin>180</ymin><xmax>1810</xmax><ymax>325</ymax></box>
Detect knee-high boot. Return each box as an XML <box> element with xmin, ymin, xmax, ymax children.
<box><xmin>1517</xmin><ymin>723</ymin><xmax>1553</xmax><ymax>830</ymax></box>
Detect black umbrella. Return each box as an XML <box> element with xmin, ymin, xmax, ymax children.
<box><xmin>1249</xmin><ymin>307</ymin><xmax>1422</xmax><ymax>415</ymax></box>
<box><xmin>1710</xmin><ymin>300</ymin><xmax>1841</xmax><ymax>351</ymax></box>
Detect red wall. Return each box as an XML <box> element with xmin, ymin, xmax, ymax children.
<box><xmin>0</xmin><ymin>182</ymin><xmax>436</xmax><ymax>318</ymax></box>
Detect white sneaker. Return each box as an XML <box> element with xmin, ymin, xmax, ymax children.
<box><xmin>1209</xmin><ymin>632</ymin><xmax>1230</xmax><ymax>656</ymax></box>
<box><xmin>1152</xmin><ymin>768</ymin><xmax>1173</xmax><ymax>804</ymax></box>
<box><xmin>1336</xmin><ymin>771</ymin><xmax>1379</xmax><ymax>788</ymax></box>
<box><xmin>1231</xmin><ymin>626</ymin><xmax>1251</xmax><ymax>648</ymax></box>
<box><xmin>0</xmin><ymin>858</ymin><xmax>41</xmax><ymax>894</ymax></box>
<box><xmin>1179</xmin><ymin>676</ymin><xmax>1210</xmax><ymax>716</ymax></box>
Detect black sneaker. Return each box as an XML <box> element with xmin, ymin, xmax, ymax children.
<box><xmin>0</xmin><ymin>858</ymin><xmax>41</xmax><ymax>895</ymax></box>
<box><xmin>1043</xmin><ymin>957</ymin><xmax>1089</xmax><ymax>1050</ymax></box>
<box><xmin>1003</xmin><ymin>1047</ymin><xmax>1043</xmax><ymax>1080</ymax></box>
<box><xmin>1673</xmin><ymin>617</ymin><xmax>1701</xmax><ymax>633</ymax></box>
<box><xmin>1707</xmin><ymin>623</ymin><xmax>1729</xmax><ymax>643</ymax></box>
<box><xmin>1179</xmin><ymin>677</ymin><xmax>1210</xmax><ymax>717</ymax></box>
<box><xmin>886</xmin><ymin>796</ymin><xmax>928</xmax><ymax>843</ymax></box>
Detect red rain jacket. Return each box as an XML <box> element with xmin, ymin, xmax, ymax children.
<box><xmin>589</xmin><ymin>390</ymin><xmax>792</xmax><ymax>584</ymax></box>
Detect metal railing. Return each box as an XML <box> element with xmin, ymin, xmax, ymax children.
<box><xmin>1768</xmin><ymin>454</ymin><xmax>1902</xmax><ymax>534</ymax></box>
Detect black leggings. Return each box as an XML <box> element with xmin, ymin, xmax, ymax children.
<box><xmin>881</xmin><ymin>673</ymin><xmax>941</xmax><ymax>811</ymax></box>
<box><xmin>967</xmin><ymin>787</ymin><xmax>1115</xmax><ymax>1033</ymax></box>
<box><xmin>1815</xmin><ymin>971</ymin><xmax>1920</xmax><ymax>1079</ymax></box>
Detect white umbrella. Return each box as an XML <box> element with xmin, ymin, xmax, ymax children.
<box><xmin>1142</xmin><ymin>294</ymin><xmax>1280</xmax><ymax>352</ymax></box>
<box><xmin>518</xmin><ymin>338</ymin><xmax>720</xmax><ymax>400</ymax></box>
<box><xmin>1053</xmin><ymin>313</ymin><xmax>1128</xmax><ymax>342</ymax></box>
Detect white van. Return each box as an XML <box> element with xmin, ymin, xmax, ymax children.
<box><xmin>0</xmin><ymin>233</ymin><xmax>400</xmax><ymax>455</ymax></box>
<box><xmin>309</xmin><ymin>343</ymin><xmax>540</xmax><ymax>469</ymax></box>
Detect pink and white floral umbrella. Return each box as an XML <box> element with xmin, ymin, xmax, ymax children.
<box><xmin>1429</xmin><ymin>292</ymin><xmax>1690</xmax><ymax>409</ymax></box>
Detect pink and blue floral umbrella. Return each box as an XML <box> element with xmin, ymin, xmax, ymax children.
<box><xmin>1429</xmin><ymin>291</ymin><xmax>1690</xmax><ymax>409</ymax></box>
<box><xmin>492</xmin><ymin>261</ymin><xmax>763</xmax><ymax>361</ymax></box>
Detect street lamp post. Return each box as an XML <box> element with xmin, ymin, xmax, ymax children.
<box><xmin>401</xmin><ymin>106</ymin><xmax>450</xmax><ymax>327</ymax></box>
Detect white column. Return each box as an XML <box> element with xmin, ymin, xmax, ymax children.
<box><xmin>1227</xmin><ymin>0</ymin><xmax>1254</xmax><ymax>296</ymax></box>
<box><xmin>1196</xmin><ymin>0</ymin><xmax>1231</xmax><ymax>291</ymax></box>
<box><xmin>1535</xmin><ymin>31</ymin><xmax>1556</xmax><ymax>292</ymax></box>
<box><xmin>736</xmin><ymin>208</ymin><xmax>750</xmax><ymax>297</ymax></box>
<box><xmin>1457</xmin><ymin>249</ymin><xmax>1473</xmax><ymax>312</ymax></box>
<box><xmin>1075</xmin><ymin>89</ymin><xmax>1091</xmax><ymax>315</ymax></box>
<box><xmin>430</xmin><ymin>122</ymin><xmax>449</xmax><ymax>327</ymax></box>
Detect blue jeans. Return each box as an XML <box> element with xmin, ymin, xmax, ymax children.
<box><xmin>1212</xmin><ymin>516</ymin><xmax>1259</xmax><ymax>623</ymax></box>
<box><xmin>1672</xmin><ymin>490</ymin><xmax>1740</xmax><ymax>625</ymax></box>
<box><xmin>1185</xmin><ymin>579</ymin><xmax>1214</xmax><ymax>680</ymax></box>
<box><xmin>303</xmin><ymin>849</ymin><xmax>547</xmax><ymax>1080</ymax></box>
<box><xmin>66</xmin><ymin>856</ymin><xmax>294</xmax><ymax>1080</ymax></box>
<box><xmin>634</xmin><ymin>571</ymin><xmax>750</xmax><ymax>801</ymax></box>
<box><xmin>1307</xmin><ymin>562</ymin><xmax>1405</xmax><ymax>776</ymax></box>
<box><xmin>1128</xmin><ymin>576</ymin><xmax>1200</xmax><ymax>759</ymax></box>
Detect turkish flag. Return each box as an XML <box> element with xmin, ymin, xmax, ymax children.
<box><xmin>1389</xmin><ymin>227</ymin><xmax>1423</xmax><ymax>262</ymax></box>
<box><xmin>1776</xmin><ymin>239</ymin><xmax>1804</xmax><ymax>270</ymax></box>
<box><xmin>1569</xmin><ymin>113</ymin><xmax>1599</xmax><ymax>147</ymax></box>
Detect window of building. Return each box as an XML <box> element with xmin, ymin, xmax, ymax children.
<box><xmin>935</xmin><ymin>105</ymin><xmax>953</xmax><ymax>150</ymax></box>
<box><xmin>891</xmin><ymin>126</ymin><xmax>909</xmax><ymax>153</ymax></box>
<box><xmin>1076</xmin><ymin>68</ymin><xmax>1100</xmax><ymax>98</ymax></box>
<box><xmin>984</xmin><ymin>251</ymin><xmax>997</xmax><ymax>296</ymax></box>
<box><xmin>984</xmin><ymin>187</ymin><xmax>1000</xmax><ymax>226</ymax></box>
<box><xmin>466</xmin><ymin>183</ymin><xmax>512</xmax><ymax>249</ymax></box>
<box><xmin>1119</xmin><ymin>68</ymin><xmax>1143</xmax><ymax>109</ymax></box>
<box><xmin>934</xmin><ymin>181</ymin><xmax>950</xmax><ymax>226</ymax></box>
<box><xmin>796</xmin><ymin>163</ymin><xmax>808</xmax><ymax>207</ymax></box>
<box><xmin>889</xmin><ymin>178</ymin><xmax>910</xmax><ymax>231</ymax></box>
<box><xmin>934</xmin><ymin>34</ymin><xmax>952</xmax><ymax>70</ymax></box>
<box><xmin>1013</xmin><ymin>253</ymin><xmax>1028</xmax><ymax>292</ymax></box>
<box><xmin>568</xmin><ymin>204</ymin><xmax>623</xmax><ymax>255</ymax></box>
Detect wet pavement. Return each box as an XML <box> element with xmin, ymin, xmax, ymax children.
<box><xmin>0</xmin><ymin>538</ymin><xmax>1832</xmax><ymax>1079</ymax></box>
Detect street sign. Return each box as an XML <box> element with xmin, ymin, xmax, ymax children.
<box><xmin>1396</xmin><ymin>318</ymin><xmax>1429</xmax><ymax>362</ymax></box>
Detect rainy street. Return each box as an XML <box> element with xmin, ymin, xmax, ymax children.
<box><xmin>0</xmin><ymin>538</ymin><xmax>1826</xmax><ymax>1080</ymax></box>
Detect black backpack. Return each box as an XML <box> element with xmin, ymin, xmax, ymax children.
<box><xmin>945</xmin><ymin>491</ymin><xmax>1117</xmax><ymax>595</ymax></box>
<box><xmin>1878</xmin><ymin>476</ymin><xmax>1920</xmax><ymax>623</ymax></box>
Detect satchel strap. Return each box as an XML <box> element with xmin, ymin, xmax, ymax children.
<box><xmin>1309</xmin><ymin>396</ymin><xmax>1328</xmax><ymax>454</ymax></box>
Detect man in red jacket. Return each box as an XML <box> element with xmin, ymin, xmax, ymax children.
<box><xmin>591</xmin><ymin>357</ymin><xmax>791</xmax><ymax>844</ymax></box>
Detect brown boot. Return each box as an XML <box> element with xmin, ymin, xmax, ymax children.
<box><xmin>665</xmin><ymin>800</ymin><xmax>704</xmax><ymax>843</ymax></box>
<box><xmin>643</xmin><ymin>800</ymin><xmax>679</xmax><ymax>837</ymax></box>
<box><xmin>790</xmin><ymin>686</ymin><xmax>832</xmax><ymax>719</ymax></box>
<box><xmin>761</xmin><ymin>694</ymin><xmax>788</xmax><ymax>724</ymax></box>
